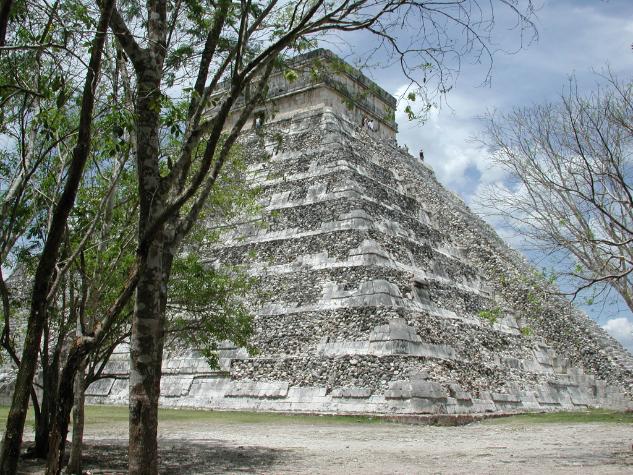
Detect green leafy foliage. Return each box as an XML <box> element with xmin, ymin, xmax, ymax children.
<box><xmin>543</xmin><ymin>268</ymin><xmax>558</xmax><ymax>285</ymax></box>
<box><xmin>526</xmin><ymin>291</ymin><xmax>539</xmax><ymax>306</ymax></box>
<box><xmin>478</xmin><ymin>307</ymin><xmax>502</xmax><ymax>325</ymax></box>
<box><xmin>168</xmin><ymin>255</ymin><xmax>257</xmax><ymax>368</ymax></box>
<box><xmin>283</xmin><ymin>69</ymin><xmax>299</xmax><ymax>83</ymax></box>
<box><xmin>309</xmin><ymin>59</ymin><xmax>323</xmax><ymax>83</ymax></box>
<box><xmin>293</xmin><ymin>37</ymin><xmax>317</xmax><ymax>54</ymax></box>
<box><xmin>404</xmin><ymin>105</ymin><xmax>416</xmax><ymax>120</ymax></box>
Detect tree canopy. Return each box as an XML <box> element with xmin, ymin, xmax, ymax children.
<box><xmin>479</xmin><ymin>73</ymin><xmax>633</xmax><ymax>312</ymax></box>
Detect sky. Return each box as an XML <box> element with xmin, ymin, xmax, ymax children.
<box><xmin>332</xmin><ymin>0</ymin><xmax>633</xmax><ymax>351</ymax></box>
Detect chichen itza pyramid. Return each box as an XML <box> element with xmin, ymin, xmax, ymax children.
<box><xmin>86</xmin><ymin>49</ymin><xmax>633</xmax><ymax>415</ymax></box>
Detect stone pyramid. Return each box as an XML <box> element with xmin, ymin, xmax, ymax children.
<box><xmin>87</xmin><ymin>50</ymin><xmax>633</xmax><ymax>415</ymax></box>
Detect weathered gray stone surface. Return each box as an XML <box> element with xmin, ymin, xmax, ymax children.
<box><xmin>79</xmin><ymin>51</ymin><xmax>633</xmax><ymax>415</ymax></box>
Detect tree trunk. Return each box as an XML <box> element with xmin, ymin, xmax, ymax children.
<box><xmin>128</xmin><ymin>245</ymin><xmax>165</xmax><ymax>475</ymax></box>
<box><xmin>31</xmin><ymin>325</ymin><xmax>64</xmax><ymax>460</ymax></box>
<box><xmin>43</xmin><ymin>267</ymin><xmax>139</xmax><ymax>474</ymax></box>
<box><xmin>31</xmin><ymin>362</ymin><xmax>58</xmax><ymax>459</ymax></box>
<box><xmin>0</xmin><ymin>0</ymin><xmax>14</xmax><ymax>47</ymax></box>
<box><xmin>32</xmin><ymin>398</ymin><xmax>49</xmax><ymax>458</ymax></box>
<box><xmin>45</xmin><ymin>267</ymin><xmax>139</xmax><ymax>474</ymax></box>
<box><xmin>128</xmin><ymin>64</ymin><xmax>166</xmax><ymax>475</ymax></box>
<box><xmin>45</xmin><ymin>342</ymin><xmax>91</xmax><ymax>475</ymax></box>
<box><xmin>0</xmin><ymin>305</ymin><xmax>50</xmax><ymax>472</ymax></box>
<box><xmin>66</xmin><ymin>360</ymin><xmax>86</xmax><ymax>475</ymax></box>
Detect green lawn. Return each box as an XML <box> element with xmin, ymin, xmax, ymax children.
<box><xmin>483</xmin><ymin>409</ymin><xmax>633</xmax><ymax>425</ymax></box>
<box><xmin>0</xmin><ymin>405</ymin><xmax>383</xmax><ymax>428</ymax></box>
<box><xmin>1</xmin><ymin>406</ymin><xmax>631</xmax><ymax>429</ymax></box>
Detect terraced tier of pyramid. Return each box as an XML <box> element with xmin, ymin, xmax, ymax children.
<box><xmin>86</xmin><ymin>50</ymin><xmax>633</xmax><ymax>415</ymax></box>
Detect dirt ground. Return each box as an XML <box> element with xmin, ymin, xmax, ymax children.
<box><xmin>14</xmin><ymin>415</ymin><xmax>633</xmax><ymax>474</ymax></box>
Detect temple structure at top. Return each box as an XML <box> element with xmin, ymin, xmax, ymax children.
<box><xmin>222</xmin><ymin>49</ymin><xmax>398</xmax><ymax>141</ymax></box>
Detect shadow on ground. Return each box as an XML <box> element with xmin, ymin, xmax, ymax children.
<box><xmin>18</xmin><ymin>439</ymin><xmax>290</xmax><ymax>474</ymax></box>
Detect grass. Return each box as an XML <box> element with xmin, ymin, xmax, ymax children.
<box><xmin>0</xmin><ymin>405</ymin><xmax>383</xmax><ymax>428</ymax></box>
<box><xmin>2</xmin><ymin>406</ymin><xmax>631</xmax><ymax>430</ymax></box>
<box><xmin>483</xmin><ymin>409</ymin><xmax>633</xmax><ymax>425</ymax></box>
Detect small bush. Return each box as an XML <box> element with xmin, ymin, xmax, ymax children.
<box><xmin>478</xmin><ymin>307</ymin><xmax>502</xmax><ymax>325</ymax></box>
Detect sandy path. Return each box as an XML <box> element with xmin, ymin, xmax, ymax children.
<box><xmin>15</xmin><ymin>419</ymin><xmax>633</xmax><ymax>474</ymax></box>
<box><xmin>176</xmin><ymin>421</ymin><xmax>633</xmax><ymax>474</ymax></box>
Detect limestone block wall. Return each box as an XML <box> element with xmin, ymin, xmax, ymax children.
<box><xmin>85</xmin><ymin>107</ymin><xmax>633</xmax><ymax>415</ymax></box>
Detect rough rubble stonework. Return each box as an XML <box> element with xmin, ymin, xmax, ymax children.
<box><xmin>83</xmin><ymin>51</ymin><xmax>633</xmax><ymax>415</ymax></box>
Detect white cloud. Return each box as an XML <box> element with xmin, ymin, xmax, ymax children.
<box><xmin>389</xmin><ymin>0</ymin><xmax>633</xmax><ymax>205</ymax></box>
<box><xmin>394</xmin><ymin>87</ymin><xmax>502</xmax><ymax>203</ymax></box>
<box><xmin>602</xmin><ymin>317</ymin><xmax>633</xmax><ymax>354</ymax></box>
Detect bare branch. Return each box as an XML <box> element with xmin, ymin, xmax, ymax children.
<box><xmin>479</xmin><ymin>71</ymin><xmax>633</xmax><ymax>311</ymax></box>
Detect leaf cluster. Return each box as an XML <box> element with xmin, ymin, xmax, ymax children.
<box><xmin>167</xmin><ymin>255</ymin><xmax>257</xmax><ymax>368</ymax></box>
